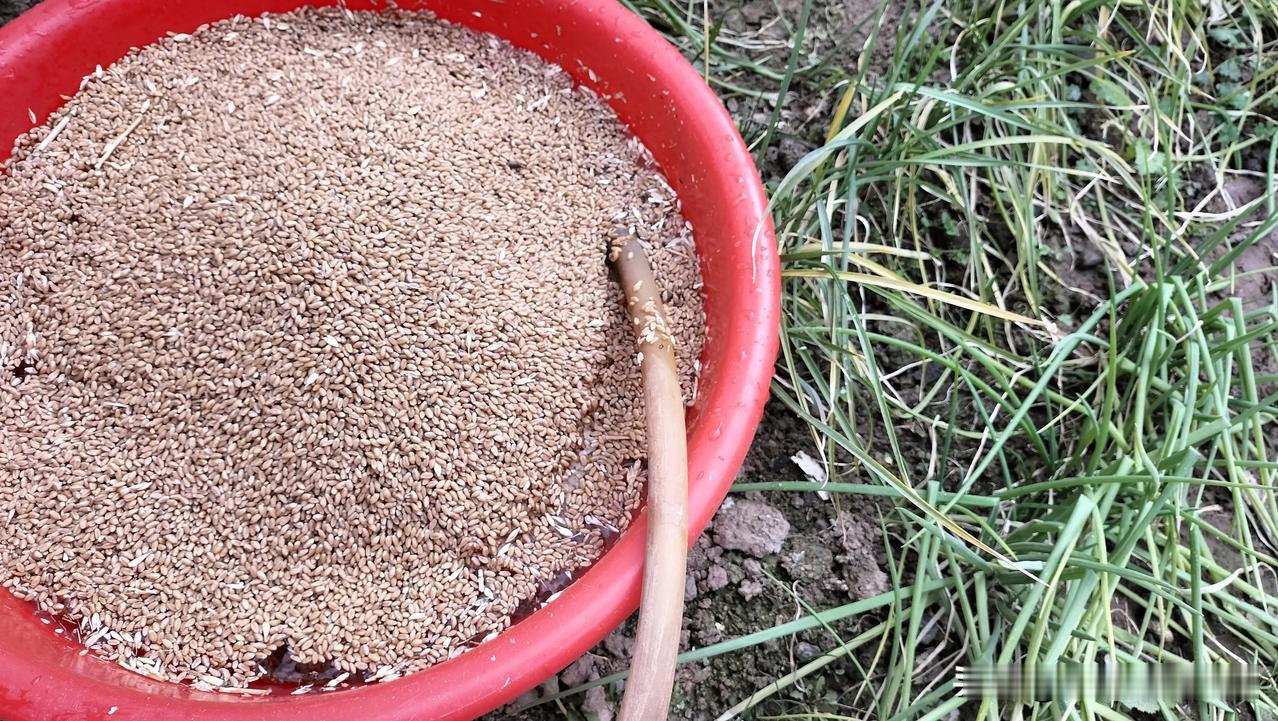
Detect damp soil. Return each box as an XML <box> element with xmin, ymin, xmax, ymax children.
<box><xmin>0</xmin><ymin>0</ymin><xmax>33</xmax><ymax>26</ymax></box>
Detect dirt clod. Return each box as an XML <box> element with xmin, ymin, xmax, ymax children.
<box><xmin>831</xmin><ymin>513</ymin><xmax>888</xmax><ymax>600</ymax></box>
<box><xmin>704</xmin><ymin>565</ymin><xmax>729</xmax><ymax>592</ymax></box>
<box><xmin>583</xmin><ymin>684</ymin><xmax>616</xmax><ymax>721</ymax></box>
<box><xmin>560</xmin><ymin>653</ymin><xmax>600</xmax><ymax>687</ymax></box>
<box><xmin>781</xmin><ymin>544</ymin><xmax>834</xmax><ymax>583</ymax></box>
<box><xmin>684</xmin><ymin>574</ymin><xmax>699</xmax><ymax>602</ymax></box>
<box><xmin>712</xmin><ymin>498</ymin><xmax>791</xmax><ymax>558</ymax></box>
<box><xmin>737</xmin><ymin>578</ymin><xmax>765</xmax><ymax>601</ymax></box>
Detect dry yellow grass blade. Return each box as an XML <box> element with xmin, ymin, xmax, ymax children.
<box><xmin>783</xmin><ymin>269</ymin><xmax>1045</xmax><ymax>326</ymax></box>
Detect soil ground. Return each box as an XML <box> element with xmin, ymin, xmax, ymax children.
<box><xmin>0</xmin><ymin>0</ymin><xmax>32</xmax><ymax>26</ymax></box>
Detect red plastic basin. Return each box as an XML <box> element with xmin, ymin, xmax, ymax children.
<box><xmin>0</xmin><ymin>0</ymin><xmax>777</xmax><ymax>718</ymax></box>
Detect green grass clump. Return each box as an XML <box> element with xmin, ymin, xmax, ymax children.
<box><xmin>767</xmin><ymin>1</ymin><xmax>1278</xmax><ymax>718</ymax></box>
<box><xmin>538</xmin><ymin>0</ymin><xmax>1278</xmax><ymax>718</ymax></box>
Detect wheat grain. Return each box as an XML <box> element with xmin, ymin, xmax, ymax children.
<box><xmin>0</xmin><ymin>6</ymin><xmax>703</xmax><ymax>688</ymax></box>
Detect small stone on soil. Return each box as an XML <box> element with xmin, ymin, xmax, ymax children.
<box><xmin>796</xmin><ymin>641</ymin><xmax>820</xmax><ymax>663</ymax></box>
